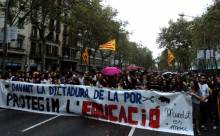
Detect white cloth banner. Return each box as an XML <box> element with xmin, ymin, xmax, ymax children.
<box><xmin>0</xmin><ymin>80</ymin><xmax>193</xmax><ymax>135</ymax></box>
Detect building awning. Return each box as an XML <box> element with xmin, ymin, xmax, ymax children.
<box><xmin>30</xmin><ymin>64</ymin><xmax>38</xmax><ymax>67</ymax></box>
<box><xmin>6</xmin><ymin>63</ymin><xmax>21</xmax><ymax>67</ymax></box>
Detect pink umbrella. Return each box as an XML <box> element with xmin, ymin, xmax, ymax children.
<box><xmin>101</xmin><ymin>67</ymin><xmax>121</xmax><ymax>76</ymax></box>
<box><xmin>126</xmin><ymin>65</ymin><xmax>140</xmax><ymax>71</ymax></box>
<box><xmin>138</xmin><ymin>66</ymin><xmax>145</xmax><ymax>71</ymax></box>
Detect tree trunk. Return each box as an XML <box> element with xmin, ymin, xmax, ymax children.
<box><xmin>41</xmin><ymin>41</ymin><xmax>46</xmax><ymax>72</ymax></box>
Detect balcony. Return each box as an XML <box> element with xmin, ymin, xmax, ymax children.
<box><xmin>0</xmin><ymin>46</ymin><xmax>25</xmax><ymax>55</ymax></box>
<box><xmin>7</xmin><ymin>47</ymin><xmax>25</xmax><ymax>54</ymax></box>
<box><xmin>0</xmin><ymin>42</ymin><xmax>25</xmax><ymax>55</ymax></box>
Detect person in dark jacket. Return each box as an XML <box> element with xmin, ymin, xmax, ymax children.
<box><xmin>211</xmin><ymin>77</ymin><xmax>220</xmax><ymax>130</ymax></box>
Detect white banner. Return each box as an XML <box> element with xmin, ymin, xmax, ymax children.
<box><xmin>0</xmin><ymin>80</ymin><xmax>193</xmax><ymax>135</ymax></box>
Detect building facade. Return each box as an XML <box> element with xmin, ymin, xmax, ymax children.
<box><xmin>0</xmin><ymin>0</ymin><xmax>113</xmax><ymax>73</ymax></box>
<box><xmin>195</xmin><ymin>49</ymin><xmax>220</xmax><ymax>71</ymax></box>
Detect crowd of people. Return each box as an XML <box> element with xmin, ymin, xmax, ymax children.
<box><xmin>0</xmin><ymin>70</ymin><xmax>220</xmax><ymax>135</ymax></box>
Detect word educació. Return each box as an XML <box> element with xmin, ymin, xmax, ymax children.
<box><xmin>82</xmin><ymin>101</ymin><xmax>160</xmax><ymax>128</ymax></box>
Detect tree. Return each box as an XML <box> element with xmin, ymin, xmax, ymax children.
<box><xmin>1</xmin><ymin>0</ymin><xmax>49</xmax><ymax>27</ymax></box>
<box><xmin>157</xmin><ymin>50</ymin><xmax>167</xmax><ymax>70</ymax></box>
<box><xmin>191</xmin><ymin>2</ymin><xmax>220</xmax><ymax>70</ymax></box>
<box><xmin>68</xmin><ymin>0</ymin><xmax>122</xmax><ymax>66</ymax></box>
<box><xmin>122</xmin><ymin>42</ymin><xmax>154</xmax><ymax>69</ymax></box>
<box><xmin>116</xmin><ymin>31</ymin><xmax>130</xmax><ymax>67</ymax></box>
<box><xmin>0</xmin><ymin>0</ymin><xmax>154</xmax><ymax>72</ymax></box>
<box><xmin>157</xmin><ymin>18</ymin><xmax>195</xmax><ymax>71</ymax></box>
<box><xmin>27</xmin><ymin>0</ymin><xmax>73</xmax><ymax>71</ymax></box>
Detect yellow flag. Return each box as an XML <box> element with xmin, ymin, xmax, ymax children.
<box><xmin>99</xmin><ymin>39</ymin><xmax>116</xmax><ymax>51</ymax></box>
<box><xmin>167</xmin><ymin>49</ymin><xmax>175</xmax><ymax>66</ymax></box>
<box><xmin>82</xmin><ymin>48</ymin><xmax>89</xmax><ymax>64</ymax></box>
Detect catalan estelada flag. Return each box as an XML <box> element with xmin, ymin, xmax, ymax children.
<box><xmin>167</xmin><ymin>49</ymin><xmax>175</xmax><ymax>66</ymax></box>
<box><xmin>82</xmin><ymin>48</ymin><xmax>89</xmax><ymax>64</ymax></box>
<box><xmin>99</xmin><ymin>39</ymin><xmax>116</xmax><ymax>51</ymax></box>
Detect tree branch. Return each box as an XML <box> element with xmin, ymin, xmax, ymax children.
<box><xmin>11</xmin><ymin>0</ymin><xmax>29</xmax><ymax>25</ymax></box>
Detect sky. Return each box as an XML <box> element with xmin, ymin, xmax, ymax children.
<box><xmin>102</xmin><ymin>0</ymin><xmax>214</xmax><ymax>58</ymax></box>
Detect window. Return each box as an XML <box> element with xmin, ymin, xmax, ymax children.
<box><xmin>71</xmin><ymin>49</ymin><xmax>76</xmax><ymax>59</ymax></box>
<box><xmin>47</xmin><ymin>32</ymin><xmax>53</xmax><ymax>41</ymax></box>
<box><xmin>56</xmin><ymin>21</ymin><xmax>61</xmax><ymax>33</ymax></box>
<box><xmin>63</xmin><ymin>48</ymin><xmax>69</xmax><ymax>58</ymax></box>
<box><xmin>30</xmin><ymin>42</ymin><xmax>36</xmax><ymax>56</ymax></box>
<box><xmin>56</xmin><ymin>34</ymin><xmax>59</xmax><ymax>43</ymax></box>
<box><xmin>63</xmin><ymin>36</ymin><xmax>66</xmax><ymax>46</ymax></box>
<box><xmin>8</xmin><ymin>38</ymin><xmax>23</xmax><ymax>49</ymax></box>
<box><xmin>65</xmin><ymin>37</ymin><xmax>69</xmax><ymax>45</ymax></box>
<box><xmin>49</xmin><ymin>20</ymin><xmax>55</xmax><ymax>31</ymax></box>
<box><xmin>52</xmin><ymin>46</ymin><xmax>58</xmax><ymax>56</ymax></box>
<box><xmin>46</xmin><ymin>45</ymin><xmax>58</xmax><ymax>56</ymax></box>
<box><xmin>30</xmin><ymin>43</ymin><xmax>41</xmax><ymax>56</ymax></box>
<box><xmin>31</xmin><ymin>26</ymin><xmax>37</xmax><ymax>37</ymax></box>
<box><xmin>18</xmin><ymin>18</ymin><xmax>24</xmax><ymax>29</ymax></box>
<box><xmin>37</xmin><ymin>44</ymin><xmax>41</xmax><ymax>54</ymax></box>
<box><xmin>63</xmin><ymin>25</ymin><xmax>68</xmax><ymax>35</ymax></box>
<box><xmin>17</xmin><ymin>38</ymin><xmax>23</xmax><ymax>49</ymax></box>
<box><xmin>46</xmin><ymin>45</ymin><xmax>51</xmax><ymax>55</ymax></box>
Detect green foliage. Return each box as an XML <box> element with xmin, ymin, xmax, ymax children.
<box><xmin>157</xmin><ymin>18</ymin><xmax>192</xmax><ymax>49</ymax></box>
<box><xmin>192</xmin><ymin>2</ymin><xmax>220</xmax><ymax>50</ymax></box>
<box><xmin>123</xmin><ymin>42</ymin><xmax>154</xmax><ymax>69</ymax></box>
<box><xmin>67</xmin><ymin>0</ymin><xmax>154</xmax><ymax>69</ymax></box>
<box><xmin>157</xmin><ymin>18</ymin><xmax>195</xmax><ymax>71</ymax></box>
<box><xmin>68</xmin><ymin>0</ymin><xmax>120</xmax><ymax>49</ymax></box>
<box><xmin>157</xmin><ymin>50</ymin><xmax>167</xmax><ymax>70</ymax></box>
<box><xmin>190</xmin><ymin>2</ymin><xmax>220</xmax><ymax>71</ymax></box>
<box><xmin>157</xmin><ymin>2</ymin><xmax>220</xmax><ymax>71</ymax></box>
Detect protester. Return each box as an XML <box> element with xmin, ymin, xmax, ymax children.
<box><xmin>198</xmin><ymin>75</ymin><xmax>210</xmax><ymax>130</ymax></box>
<box><xmin>212</xmin><ymin>77</ymin><xmax>220</xmax><ymax>130</ymax></box>
<box><xmin>161</xmin><ymin>79</ymin><xmax>169</xmax><ymax>92</ymax></box>
<box><xmin>1</xmin><ymin>69</ymin><xmax>220</xmax><ymax>134</ymax></box>
<box><xmin>188</xmin><ymin>80</ymin><xmax>203</xmax><ymax>136</ymax></box>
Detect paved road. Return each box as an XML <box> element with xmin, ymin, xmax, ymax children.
<box><xmin>0</xmin><ymin>108</ymin><xmax>219</xmax><ymax>136</ymax></box>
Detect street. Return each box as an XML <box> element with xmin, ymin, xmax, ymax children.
<box><xmin>0</xmin><ymin>0</ymin><xmax>219</xmax><ymax>135</ymax></box>
<box><xmin>0</xmin><ymin>108</ymin><xmax>219</xmax><ymax>136</ymax></box>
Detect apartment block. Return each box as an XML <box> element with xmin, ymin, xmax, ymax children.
<box><xmin>0</xmin><ymin>0</ymin><xmax>113</xmax><ymax>73</ymax></box>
